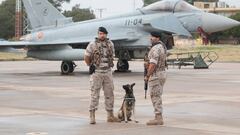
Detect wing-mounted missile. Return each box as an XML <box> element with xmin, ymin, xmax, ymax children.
<box><xmin>143</xmin><ymin>14</ymin><xmax>192</xmax><ymax>37</ymax></box>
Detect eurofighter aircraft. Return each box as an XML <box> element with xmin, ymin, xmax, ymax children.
<box><xmin>0</xmin><ymin>0</ymin><xmax>239</xmax><ymax>74</ymax></box>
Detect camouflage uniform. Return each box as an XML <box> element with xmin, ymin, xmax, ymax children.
<box><xmin>147</xmin><ymin>41</ymin><xmax>167</xmax><ymax>115</ymax></box>
<box><xmin>85</xmin><ymin>38</ymin><xmax>115</xmax><ymax>112</ymax></box>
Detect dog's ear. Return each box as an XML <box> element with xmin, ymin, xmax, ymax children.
<box><xmin>131</xmin><ymin>83</ymin><xmax>136</xmax><ymax>88</ymax></box>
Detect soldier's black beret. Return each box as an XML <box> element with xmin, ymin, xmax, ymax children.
<box><xmin>98</xmin><ymin>27</ymin><xmax>108</xmax><ymax>34</ymax></box>
<box><xmin>150</xmin><ymin>31</ymin><xmax>162</xmax><ymax>38</ymax></box>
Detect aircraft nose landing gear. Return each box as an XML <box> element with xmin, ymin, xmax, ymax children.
<box><xmin>115</xmin><ymin>50</ymin><xmax>131</xmax><ymax>72</ymax></box>
<box><xmin>61</xmin><ymin>61</ymin><xmax>76</xmax><ymax>75</ymax></box>
<box><xmin>117</xmin><ymin>59</ymin><xmax>129</xmax><ymax>72</ymax></box>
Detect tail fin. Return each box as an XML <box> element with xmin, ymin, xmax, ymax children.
<box><xmin>22</xmin><ymin>0</ymin><xmax>72</xmax><ymax>29</ymax></box>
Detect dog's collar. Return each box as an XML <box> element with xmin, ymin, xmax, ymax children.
<box><xmin>124</xmin><ymin>98</ymin><xmax>135</xmax><ymax>99</ymax></box>
<box><xmin>124</xmin><ymin>97</ymin><xmax>135</xmax><ymax>101</ymax></box>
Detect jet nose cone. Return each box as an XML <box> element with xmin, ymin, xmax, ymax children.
<box><xmin>202</xmin><ymin>12</ymin><xmax>240</xmax><ymax>33</ymax></box>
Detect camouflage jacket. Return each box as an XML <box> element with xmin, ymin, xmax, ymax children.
<box><xmin>147</xmin><ymin>41</ymin><xmax>167</xmax><ymax>72</ymax></box>
<box><xmin>85</xmin><ymin>38</ymin><xmax>115</xmax><ymax>69</ymax></box>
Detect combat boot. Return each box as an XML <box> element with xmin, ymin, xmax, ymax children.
<box><xmin>146</xmin><ymin>113</ymin><xmax>164</xmax><ymax>126</ymax></box>
<box><xmin>90</xmin><ymin>110</ymin><xmax>96</xmax><ymax>124</ymax></box>
<box><xmin>107</xmin><ymin>111</ymin><xmax>121</xmax><ymax>122</ymax></box>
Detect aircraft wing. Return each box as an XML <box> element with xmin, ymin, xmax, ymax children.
<box><xmin>0</xmin><ymin>34</ymin><xmax>134</xmax><ymax>49</ymax></box>
<box><xmin>0</xmin><ymin>30</ymin><xmax>137</xmax><ymax>48</ymax></box>
<box><xmin>143</xmin><ymin>14</ymin><xmax>192</xmax><ymax>37</ymax></box>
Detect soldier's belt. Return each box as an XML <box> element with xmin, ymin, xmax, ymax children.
<box><xmin>156</xmin><ymin>67</ymin><xmax>166</xmax><ymax>72</ymax></box>
<box><xmin>95</xmin><ymin>68</ymin><xmax>111</xmax><ymax>73</ymax></box>
<box><xmin>97</xmin><ymin>66</ymin><xmax>110</xmax><ymax>70</ymax></box>
<box><xmin>152</xmin><ymin>69</ymin><xmax>166</xmax><ymax>76</ymax></box>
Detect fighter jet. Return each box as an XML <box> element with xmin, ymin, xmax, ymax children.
<box><xmin>0</xmin><ymin>0</ymin><xmax>239</xmax><ymax>74</ymax></box>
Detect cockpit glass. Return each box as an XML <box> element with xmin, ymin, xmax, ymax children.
<box><xmin>174</xmin><ymin>0</ymin><xmax>200</xmax><ymax>12</ymax></box>
<box><xmin>143</xmin><ymin>0</ymin><xmax>200</xmax><ymax>12</ymax></box>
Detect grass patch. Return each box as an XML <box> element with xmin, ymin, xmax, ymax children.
<box><xmin>1</xmin><ymin>45</ymin><xmax>240</xmax><ymax>62</ymax></box>
<box><xmin>169</xmin><ymin>45</ymin><xmax>240</xmax><ymax>62</ymax></box>
<box><xmin>0</xmin><ymin>52</ymin><xmax>34</xmax><ymax>61</ymax></box>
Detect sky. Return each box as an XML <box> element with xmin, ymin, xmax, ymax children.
<box><xmin>62</xmin><ymin>0</ymin><xmax>144</xmax><ymax>18</ymax></box>
<box><xmin>64</xmin><ymin>0</ymin><xmax>240</xmax><ymax>18</ymax></box>
<box><xmin>0</xmin><ymin>0</ymin><xmax>240</xmax><ymax>18</ymax></box>
<box><xmin>221</xmin><ymin>0</ymin><xmax>240</xmax><ymax>7</ymax></box>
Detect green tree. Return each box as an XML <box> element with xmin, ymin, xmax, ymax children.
<box><xmin>222</xmin><ymin>12</ymin><xmax>240</xmax><ymax>38</ymax></box>
<box><xmin>210</xmin><ymin>12</ymin><xmax>240</xmax><ymax>42</ymax></box>
<box><xmin>0</xmin><ymin>0</ymin><xmax>70</xmax><ymax>40</ymax></box>
<box><xmin>143</xmin><ymin>0</ymin><xmax>159</xmax><ymax>6</ymax></box>
<box><xmin>0</xmin><ymin>0</ymin><xmax>15</xmax><ymax>40</ymax></box>
<box><xmin>63</xmin><ymin>4</ymin><xmax>95</xmax><ymax>22</ymax></box>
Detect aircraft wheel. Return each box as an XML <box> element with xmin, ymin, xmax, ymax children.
<box><xmin>61</xmin><ymin>61</ymin><xmax>74</xmax><ymax>75</ymax></box>
<box><xmin>117</xmin><ymin>60</ymin><xmax>129</xmax><ymax>72</ymax></box>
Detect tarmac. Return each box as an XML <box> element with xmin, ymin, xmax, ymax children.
<box><xmin>0</xmin><ymin>61</ymin><xmax>239</xmax><ymax>135</ymax></box>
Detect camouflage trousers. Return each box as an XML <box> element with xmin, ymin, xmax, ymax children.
<box><xmin>89</xmin><ymin>70</ymin><xmax>114</xmax><ymax>111</ymax></box>
<box><xmin>148</xmin><ymin>71</ymin><xmax>167</xmax><ymax>114</ymax></box>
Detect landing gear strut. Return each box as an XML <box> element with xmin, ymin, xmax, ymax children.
<box><xmin>198</xmin><ymin>27</ymin><xmax>209</xmax><ymax>45</ymax></box>
<box><xmin>116</xmin><ymin>49</ymin><xmax>131</xmax><ymax>72</ymax></box>
<box><xmin>117</xmin><ymin>59</ymin><xmax>129</xmax><ymax>72</ymax></box>
<box><xmin>61</xmin><ymin>61</ymin><xmax>76</xmax><ymax>75</ymax></box>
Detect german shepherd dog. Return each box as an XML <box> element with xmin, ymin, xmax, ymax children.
<box><xmin>118</xmin><ymin>83</ymin><xmax>138</xmax><ymax>123</ymax></box>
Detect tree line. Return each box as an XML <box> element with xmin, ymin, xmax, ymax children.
<box><xmin>0</xmin><ymin>0</ymin><xmax>95</xmax><ymax>40</ymax></box>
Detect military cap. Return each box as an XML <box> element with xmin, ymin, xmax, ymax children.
<box><xmin>150</xmin><ymin>31</ymin><xmax>162</xmax><ymax>38</ymax></box>
<box><xmin>98</xmin><ymin>27</ymin><xmax>108</xmax><ymax>34</ymax></box>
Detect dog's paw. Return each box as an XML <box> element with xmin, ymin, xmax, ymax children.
<box><xmin>127</xmin><ymin>118</ymin><xmax>132</xmax><ymax>121</ymax></box>
<box><xmin>134</xmin><ymin>120</ymin><xmax>139</xmax><ymax>123</ymax></box>
<box><xmin>125</xmin><ymin>121</ymin><xmax>128</xmax><ymax>123</ymax></box>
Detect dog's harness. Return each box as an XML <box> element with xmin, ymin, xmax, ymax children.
<box><xmin>124</xmin><ymin>97</ymin><xmax>135</xmax><ymax>106</ymax></box>
<box><xmin>124</xmin><ymin>97</ymin><xmax>135</xmax><ymax>102</ymax></box>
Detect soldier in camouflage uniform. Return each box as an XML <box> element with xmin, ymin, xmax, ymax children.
<box><xmin>84</xmin><ymin>27</ymin><xmax>120</xmax><ymax>124</ymax></box>
<box><xmin>144</xmin><ymin>31</ymin><xmax>167</xmax><ymax>126</ymax></box>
